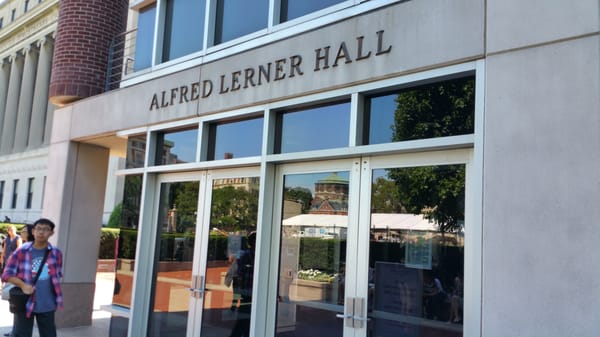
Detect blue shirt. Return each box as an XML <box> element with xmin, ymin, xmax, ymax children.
<box><xmin>31</xmin><ymin>247</ymin><xmax>56</xmax><ymax>313</ymax></box>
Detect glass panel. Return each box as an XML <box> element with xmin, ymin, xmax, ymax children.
<box><xmin>209</xmin><ymin>117</ymin><xmax>263</xmax><ymax>160</ymax></box>
<box><xmin>214</xmin><ymin>0</ymin><xmax>268</xmax><ymax>44</ymax></box>
<box><xmin>134</xmin><ymin>5</ymin><xmax>156</xmax><ymax>71</ymax></box>
<box><xmin>155</xmin><ymin>128</ymin><xmax>198</xmax><ymax>165</ymax></box>
<box><xmin>111</xmin><ymin>174</ymin><xmax>144</xmax><ymax>336</ymax></box>
<box><xmin>277</xmin><ymin>102</ymin><xmax>350</xmax><ymax>154</ymax></box>
<box><xmin>148</xmin><ymin>181</ymin><xmax>199</xmax><ymax>337</ymax></box>
<box><xmin>200</xmin><ymin>176</ymin><xmax>260</xmax><ymax>337</ymax></box>
<box><xmin>163</xmin><ymin>0</ymin><xmax>206</xmax><ymax>62</ymax></box>
<box><xmin>126</xmin><ymin>135</ymin><xmax>147</xmax><ymax>169</ymax></box>
<box><xmin>367</xmin><ymin>165</ymin><xmax>465</xmax><ymax>337</ymax></box>
<box><xmin>275</xmin><ymin>172</ymin><xmax>348</xmax><ymax>337</ymax></box>
<box><xmin>280</xmin><ymin>0</ymin><xmax>345</xmax><ymax>22</ymax></box>
<box><xmin>365</xmin><ymin>76</ymin><xmax>475</xmax><ymax>145</ymax></box>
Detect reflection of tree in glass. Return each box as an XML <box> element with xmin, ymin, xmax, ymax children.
<box><xmin>121</xmin><ymin>175</ymin><xmax>142</xmax><ymax>228</ymax></box>
<box><xmin>371</xmin><ymin>177</ymin><xmax>404</xmax><ymax>213</ymax></box>
<box><xmin>211</xmin><ymin>186</ymin><xmax>259</xmax><ymax>232</ymax></box>
<box><xmin>284</xmin><ymin>187</ymin><xmax>313</xmax><ymax>214</ymax></box>
<box><xmin>383</xmin><ymin>77</ymin><xmax>473</xmax><ymax>233</ymax></box>
<box><xmin>173</xmin><ymin>182</ymin><xmax>200</xmax><ymax>232</ymax></box>
<box><xmin>387</xmin><ymin>165</ymin><xmax>465</xmax><ymax>233</ymax></box>
<box><xmin>393</xmin><ymin>76</ymin><xmax>474</xmax><ymax>141</ymax></box>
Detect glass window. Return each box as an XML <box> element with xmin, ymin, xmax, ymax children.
<box><xmin>163</xmin><ymin>0</ymin><xmax>206</xmax><ymax>62</ymax></box>
<box><xmin>208</xmin><ymin>117</ymin><xmax>263</xmax><ymax>160</ymax></box>
<box><xmin>11</xmin><ymin>179</ymin><xmax>18</xmax><ymax>209</ymax></box>
<box><xmin>0</xmin><ymin>180</ymin><xmax>4</xmax><ymax>209</ymax></box>
<box><xmin>109</xmin><ymin>174</ymin><xmax>143</xmax><ymax>337</ymax></box>
<box><xmin>214</xmin><ymin>0</ymin><xmax>268</xmax><ymax>45</ymax></box>
<box><xmin>280</xmin><ymin>0</ymin><xmax>345</xmax><ymax>22</ymax></box>
<box><xmin>26</xmin><ymin>177</ymin><xmax>34</xmax><ymax>209</ymax></box>
<box><xmin>365</xmin><ymin>76</ymin><xmax>475</xmax><ymax>145</ymax></box>
<box><xmin>134</xmin><ymin>5</ymin><xmax>156</xmax><ymax>72</ymax></box>
<box><xmin>367</xmin><ymin>165</ymin><xmax>465</xmax><ymax>336</ymax></box>
<box><xmin>154</xmin><ymin>128</ymin><xmax>198</xmax><ymax>165</ymax></box>
<box><xmin>276</xmin><ymin>101</ymin><xmax>350</xmax><ymax>154</ymax></box>
<box><xmin>125</xmin><ymin>134</ymin><xmax>147</xmax><ymax>169</ymax></box>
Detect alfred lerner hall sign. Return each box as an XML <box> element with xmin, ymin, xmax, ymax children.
<box><xmin>149</xmin><ymin>30</ymin><xmax>392</xmax><ymax>111</ymax></box>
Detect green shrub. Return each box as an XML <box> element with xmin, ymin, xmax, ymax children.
<box><xmin>106</xmin><ymin>203</ymin><xmax>122</xmax><ymax>228</ymax></box>
<box><xmin>98</xmin><ymin>228</ymin><xmax>120</xmax><ymax>259</ymax></box>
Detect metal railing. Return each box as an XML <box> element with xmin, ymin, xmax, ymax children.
<box><xmin>105</xmin><ymin>28</ymin><xmax>138</xmax><ymax>91</ymax></box>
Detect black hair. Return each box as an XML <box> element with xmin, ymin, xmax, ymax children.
<box><xmin>20</xmin><ymin>224</ymin><xmax>34</xmax><ymax>242</ymax></box>
<box><xmin>33</xmin><ymin>218</ymin><xmax>56</xmax><ymax>230</ymax></box>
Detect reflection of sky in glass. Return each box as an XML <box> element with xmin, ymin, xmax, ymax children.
<box><xmin>280</xmin><ymin>102</ymin><xmax>350</xmax><ymax>153</ymax></box>
<box><xmin>282</xmin><ymin>0</ymin><xmax>345</xmax><ymax>21</ymax></box>
<box><xmin>213</xmin><ymin>118</ymin><xmax>263</xmax><ymax>159</ymax></box>
<box><xmin>164</xmin><ymin>129</ymin><xmax>198</xmax><ymax>163</ymax></box>
<box><xmin>372</xmin><ymin>169</ymin><xmax>389</xmax><ymax>182</ymax></box>
<box><xmin>284</xmin><ymin>171</ymin><xmax>349</xmax><ymax>194</ymax></box>
<box><xmin>163</xmin><ymin>0</ymin><xmax>205</xmax><ymax>61</ymax></box>
<box><xmin>134</xmin><ymin>6</ymin><xmax>156</xmax><ymax>71</ymax></box>
<box><xmin>218</xmin><ymin>0</ymin><xmax>268</xmax><ymax>43</ymax></box>
<box><xmin>368</xmin><ymin>94</ymin><xmax>396</xmax><ymax>145</ymax></box>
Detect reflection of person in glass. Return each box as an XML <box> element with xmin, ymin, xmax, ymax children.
<box><xmin>422</xmin><ymin>271</ymin><xmax>446</xmax><ymax>320</ymax></box>
<box><xmin>229</xmin><ymin>232</ymin><xmax>255</xmax><ymax>337</ymax></box>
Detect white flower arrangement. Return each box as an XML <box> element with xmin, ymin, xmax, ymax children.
<box><xmin>297</xmin><ymin>269</ymin><xmax>338</xmax><ymax>283</ymax></box>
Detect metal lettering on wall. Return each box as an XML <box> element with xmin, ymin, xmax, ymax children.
<box><xmin>149</xmin><ymin>30</ymin><xmax>392</xmax><ymax>111</ymax></box>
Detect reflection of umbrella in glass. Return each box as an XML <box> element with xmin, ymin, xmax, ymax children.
<box><xmin>212</xmin><ymin>227</ymin><xmax>229</xmax><ymax>236</ymax></box>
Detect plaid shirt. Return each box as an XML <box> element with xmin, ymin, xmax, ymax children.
<box><xmin>1</xmin><ymin>242</ymin><xmax>64</xmax><ymax>317</ymax></box>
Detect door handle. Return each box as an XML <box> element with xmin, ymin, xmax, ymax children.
<box><xmin>338</xmin><ymin>297</ymin><xmax>368</xmax><ymax>328</ymax></box>
<box><xmin>189</xmin><ymin>275</ymin><xmax>205</xmax><ymax>299</ymax></box>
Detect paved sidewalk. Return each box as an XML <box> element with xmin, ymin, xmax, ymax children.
<box><xmin>1</xmin><ymin>273</ymin><xmax>113</xmax><ymax>337</ymax></box>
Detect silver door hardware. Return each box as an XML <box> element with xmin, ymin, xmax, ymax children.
<box><xmin>189</xmin><ymin>275</ymin><xmax>205</xmax><ymax>299</ymax></box>
<box><xmin>336</xmin><ymin>297</ymin><xmax>367</xmax><ymax>328</ymax></box>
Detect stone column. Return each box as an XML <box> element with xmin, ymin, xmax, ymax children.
<box><xmin>0</xmin><ymin>52</ymin><xmax>24</xmax><ymax>154</ymax></box>
<box><xmin>14</xmin><ymin>45</ymin><xmax>40</xmax><ymax>152</ymax></box>
<box><xmin>43</xmin><ymin>103</ymin><xmax>55</xmax><ymax>145</ymax></box>
<box><xmin>28</xmin><ymin>37</ymin><xmax>54</xmax><ymax>149</ymax></box>
<box><xmin>44</xmin><ymin>138</ymin><xmax>109</xmax><ymax>328</ymax></box>
<box><xmin>0</xmin><ymin>59</ymin><xmax>11</xmax><ymax>143</ymax></box>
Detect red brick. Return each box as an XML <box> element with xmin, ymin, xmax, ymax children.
<box><xmin>49</xmin><ymin>0</ymin><xmax>128</xmax><ymax>105</ymax></box>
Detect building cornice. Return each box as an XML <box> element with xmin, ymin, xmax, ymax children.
<box><xmin>0</xmin><ymin>0</ymin><xmax>58</xmax><ymax>58</ymax></box>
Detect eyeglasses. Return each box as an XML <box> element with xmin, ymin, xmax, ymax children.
<box><xmin>34</xmin><ymin>227</ymin><xmax>52</xmax><ymax>232</ymax></box>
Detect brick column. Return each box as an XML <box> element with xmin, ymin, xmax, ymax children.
<box><xmin>49</xmin><ymin>0</ymin><xmax>128</xmax><ymax>106</ymax></box>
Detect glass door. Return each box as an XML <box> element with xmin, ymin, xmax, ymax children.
<box><xmin>146</xmin><ymin>168</ymin><xmax>260</xmax><ymax>337</ymax></box>
<box><xmin>355</xmin><ymin>150</ymin><xmax>470</xmax><ymax>337</ymax></box>
<box><xmin>271</xmin><ymin>150</ymin><xmax>471</xmax><ymax>337</ymax></box>
<box><xmin>147</xmin><ymin>173</ymin><xmax>202</xmax><ymax>337</ymax></box>
<box><xmin>273</xmin><ymin>159</ymin><xmax>361</xmax><ymax>337</ymax></box>
<box><xmin>196</xmin><ymin>168</ymin><xmax>261</xmax><ymax>337</ymax></box>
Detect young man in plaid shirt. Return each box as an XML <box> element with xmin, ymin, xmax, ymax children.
<box><xmin>1</xmin><ymin>218</ymin><xmax>64</xmax><ymax>337</ymax></box>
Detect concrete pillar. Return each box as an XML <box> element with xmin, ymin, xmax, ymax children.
<box><xmin>14</xmin><ymin>45</ymin><xmax>40</xmax><ymax>152</ymax></box>
<box><xmin>0</xmin><ymin>52</ymin><xmax>24</xmax><ymax>154</ymax></box>
<box><xmin>0</xmin><ymin>59</ymin><xmax>11</xmax><ymax>143</ymax></box>
<box><xmin>44</xmin><ymin>137</ymin><xmax>109</xmax><ymax>328</ymax></box>
<box><xmin>28</xmin><ymin>36</ymin><xmax>54</xmax><ymax>149</ymax></box>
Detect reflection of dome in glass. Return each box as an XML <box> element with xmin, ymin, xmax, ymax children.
<box><xmin>311</xmin><ymin>172</ymin><xmax>349</xmax><ymax>215</ymax></box>
<box><xmin>317</xmin><ymin>172</ymin><xmax>348</xmax><ymax>185</ymax></box>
